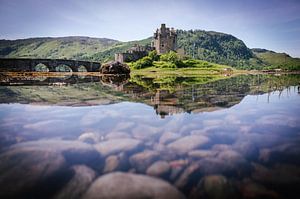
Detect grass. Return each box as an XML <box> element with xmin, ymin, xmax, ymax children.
<box><xmin>130</xmin><ymin>59</ymin><xmax>235</xmax><ymax>77</ymax></box>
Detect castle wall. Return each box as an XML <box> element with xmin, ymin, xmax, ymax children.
<box><xmin>115</xmin><ymin>51</ymin><xmax>149</xmax><ymax>63</ymax></box>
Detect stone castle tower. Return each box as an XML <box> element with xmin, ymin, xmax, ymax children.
<box><xmin>152</xmin><ymin>24</ymin><xmax>177</xmax><ymax>54</ymax></box>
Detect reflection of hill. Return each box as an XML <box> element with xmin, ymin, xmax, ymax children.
<box><xmin>123</xmin><ymin>74</ymin><xmax>300</xmax><ymax>117</ymax></box>
<box><xmin>0</xmin><ymin>73</ymin><xmax>299</xmax><ymax>116</ymax></box>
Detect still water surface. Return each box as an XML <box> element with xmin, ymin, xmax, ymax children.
<box><xmin>0</xmin><ymin>73</ymin><xmax>299</xmax><ymax>199</ymax></box>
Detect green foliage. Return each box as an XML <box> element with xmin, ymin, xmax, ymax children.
<box><xmin>148</xmin><ymin>50</ymin><xmax>159</xmax><ymax>61</ymax></box>
<box><xmin>132</xmin><ymin>56</ymin><xmax>153</xmax><ymax>69</ymax></box>
<box><xmin>160</xmin><ymin>51</ymin><xmax>179</xmax><ymax>63</ymax></box>
<box><xmin>153</xmin><ymin>61</ymin><xmax>177</xmax><ymax>68</ymax></box>
<box><xmin>158</xmin><ymin>51</ymin><xmax>186</xmax><ymax>68</ymax></box>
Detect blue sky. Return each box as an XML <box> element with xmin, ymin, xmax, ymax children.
<box><xmin>0</xmin><ymin>0</ymin><xmax>300</xmax><ymax>57</ymax></box>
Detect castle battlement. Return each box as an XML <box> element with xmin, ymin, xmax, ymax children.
<box><xmin>152</xmin><ymin>24</ymin><xmax>177</xmax><ymax>54</ymax></box>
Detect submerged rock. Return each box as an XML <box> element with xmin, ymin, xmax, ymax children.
<box><xmin>167</xmin><ymin>135</ymin><xmax>210</xmax><ymax>155</ymax></box>
<box><xmin>240</xmin><ymin>180</ymin><xmax>279</xmax><ymax>199</ymax></box>
<box><xmin>175</xmin><ymin>162</ymin><xmax>201</xmax><ymax>190</ymax></box>
<box><xmin>252</xmin><ymin>163</ymin><xmax>300</xmax><ymax>185</ymax></box>
<box><xmin>78</xmin><ymin>132</ymin><xmax>100</xmax><ymax>144</ymax></box>
<box><xmin>188</xmin><ymin>150</ymin><xmax>217</xmax><ymax>159</ymax></box>
<box><xmin>159</xmin><ymin>131</ymin><xmax>181</xmax><ymax>145</ymax></box>
<box><xmin>0</xmin><ymin>147</ymin><xmax>70</xmax><ymax>198</ymax></box>
<box><xmin>54</xmin><ymin>165</ymin><xmax>96</xmax><ymax>199</ymax></box>
<box><xmin>82</xmin><ymin>172</ymin><xmax>186</xmax><ymax>199</ymax></box>
<box><xmin>7</xmin><ymin>139</ymin><xmax>102</xmax><ymax>167</ymax></box>
<box><xmin>197</xmin><ymin>149</ymin><xmax>249</xmax><ymax>176</ymax></box>
<box><xmin>94</xmin><ymin>138</ymin><xmax>142</xmax><ymax>157</ymax></box>
<box><xmin>212</xmin><ymin>144</ymin><xmax>232</xmax><ymax>151</ymax></box>
<box><xmin>131</xmin><ymin>124</ymin><xmax>160</xmax><ymax>141</ymax></box>
<box><xmin>217</xmin><ymin>150</ymin><xmax>246</xmax><ymax>163</ymax></box>
<box><xmin>100</xmin><ymin>61</ymin><xmax>130</xmax><ymax>74</ymax></box>
<box><xmin>105</xmin><ymin>131</ymin><xmax>132</xmax><ymax>140</ymax></box>
<box><xmin>146</xmin><ymin>160</ymin><xmax>171</xmax><ymax>178</ymax></box>
<box><xmin>192</xmin><ymin>175</ymin><xmax>238</xmax><ymax>199</ymax></box>
<box><xmin>152</xmin><ymin>143</ymin><xmax>177</xmax><ymax>161</ymax></box>
<box><xmin>103</xmin><ymin>153</ymin><xmax>128</xmax><ymax>173</ymax></box>
<box><xmin>129</xmin><ymin>150</ymin><xmax>159</xmax><ymax>172</ymax></box>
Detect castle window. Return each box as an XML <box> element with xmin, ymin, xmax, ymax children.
<box><xmin>161</xmin><ymin>44</ymin><xmax>164</xmax><ymax>47</ymax></box>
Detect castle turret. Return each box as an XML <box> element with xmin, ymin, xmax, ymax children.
<box><xmin>152</xmin><ymin>24</ymin><xmax>177</xmax><ymax>54</ymax></box>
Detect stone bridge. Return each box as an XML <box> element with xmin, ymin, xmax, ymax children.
<box><xmin>0</xmin><ymin>58</ymin><xmax>101</xmax><ymax>72</ymax></box>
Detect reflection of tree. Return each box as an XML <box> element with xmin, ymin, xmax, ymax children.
<box><xmin>124</xmin><ymin>74</ymin><xmax>300</xmax><ymax>117</ymax></box>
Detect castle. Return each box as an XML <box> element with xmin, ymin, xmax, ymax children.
<box><xmin>114</xmin><ymin>44</ymin><xmax>154</xmax><ymax>63</ymax></box>
<box><xmin>115</xmin><ymin>24</ymin><xmax>177</xmax><ymax>63</ymax></box>
<box><xmin>152</xmin><ymin>24</ymin><xmax>177</xmax><ymax>54</ymax></box>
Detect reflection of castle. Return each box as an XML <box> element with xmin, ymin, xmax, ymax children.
<box><xmin>115</xmin><ymin>24</ymin><xmax>177</xmax><ymax>63</ymax></box>
<box><xmin>152</xmin><ymin>90</ymin><xmax>184</xmax><ymax>118</ymax></box>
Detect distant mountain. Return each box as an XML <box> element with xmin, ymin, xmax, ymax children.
<box><xmin>252</xmin><ymin>48</ymin><xmax>300</xmax><ymax>71</ymax></box>
<box><xmin>1</xmin><ymin>31</ymin><xmax>299</xmax><ymax>70</ymax></box>
<box><xmin>0</xmin><ymin>36</ymin><xmax>119</xmax><ymax>61</ymax></box>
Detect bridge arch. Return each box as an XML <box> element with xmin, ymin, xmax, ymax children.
<box><xmin>55</xmin><ymin>64</ymin><xmax>73</xmax><ymax>72</ymax></box>
<box><xmin>35</xmin><ymin>63</ymin><xmax>49</xmax><ymax>72</ymax></box>
<box><xmin>78</xmin><ymin>65</ymin><xmax>88</xmax><ymax>72</ymax></box>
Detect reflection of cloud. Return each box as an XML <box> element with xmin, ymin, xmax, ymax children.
<box><xmin>80</xmin><ymin>109</ymin><xmax>119</xmax><ymax>126</ymax></box>
<box><xmin>225</xmin><ymin>114</ymin><xmax>241</xmax><ymax>124</ymax></box>
<box><xmin>202</xmin><ymin>119</ymin><xmax>223</xmax><ymax>126</ymax></box>
<box><xmin>162</xmin><ymin>114</ymin><xmax>185</xmax><ymax>132</ymax></box>
<box><xmin>113</xmin><ymin>122</ymin><xmax>135</xmax><ymax>132</ymax></box>
<box><xmin>23</xmin><ymin>120</ymin><xmax>66</xmax><ymax>131</ymax></box>
<box><xmin>239</xmin><ymin>125</ymin><xmax>252</xmax><ymax>134</ymax></box>
<box><xmin>24</xmin><ymin>105</ymin><xmax>51</xmax><ymax>112</ymax></box>
<box><xmin>256</xmin><ymin>114</ymin><xmax>299</xmax><ymax>128</ymax></box>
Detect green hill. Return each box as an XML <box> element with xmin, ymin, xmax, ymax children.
<box><xmin>176</xmin><ymin>30</ymin><xmax>256</xmax><ymax>67</ymax></box>
<box><xmin>252</xmin><ymin>48</ymin><xmax>300</xmax><ymax>71</ymax></box>
<box><xmin>0</xmin><ymin>36</ymin><xmax>119</xmax><ymax>60</ymax></box>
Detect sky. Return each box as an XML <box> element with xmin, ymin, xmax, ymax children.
<box><xmin>0</xmin><ymin>0</ymin><xmax>300</xmax><ymax>57</ymax></box>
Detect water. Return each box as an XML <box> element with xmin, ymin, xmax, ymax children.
<box><xmin>0</xmin><ymin>73</ymin><xmax>300</xmax><ymax>199</ymax></box>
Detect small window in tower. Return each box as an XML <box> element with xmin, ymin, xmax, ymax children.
<box><xmin>161</xmin><ymin>44</ymin><xmax>164</xmax><ymax>47</ymax></box>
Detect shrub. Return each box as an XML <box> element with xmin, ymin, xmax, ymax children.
<box><xmin>160</xmin><ymin>51</ymin><xmax>180</xmax><ymax>63</ymax></box>
<box><xmin>148</xmin><ymin>50</ymin><xmax>159</xmax><ymax>61</ymax></box>
<box><xmin>153</xmin><ymin>61</ymin><xmax>176</xmax><ymax>68</ymax></box>
<box><xmin>132</xmin><ymin>56</ymin><xmax>153</xmax><ymax>69</ymax></box>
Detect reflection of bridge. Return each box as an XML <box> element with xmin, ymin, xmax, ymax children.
<box><xmin>0</xmin><ymin>58</ymin><xmax>101</xmax><ymax>72</ymax></box>
<box><xmin>0</xmin><ymin>73</ymin><xmax>130</xmax><ymax>86</ymax></box>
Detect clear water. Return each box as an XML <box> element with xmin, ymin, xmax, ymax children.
<box><xmin>0</xmin><ymin>73</ymin><xmax>299</xmax><ymax>199</ymax></box>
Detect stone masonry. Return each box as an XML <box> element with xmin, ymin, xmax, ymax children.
<box><xmin>115</xmin><ymin>44</ymin><xmax>154</xmax><ymax>63</ymax></box>
<box><xmin>152</xmin><ymin>24</ymin><xmax>177</xmax><ymax>54</ymax></box>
